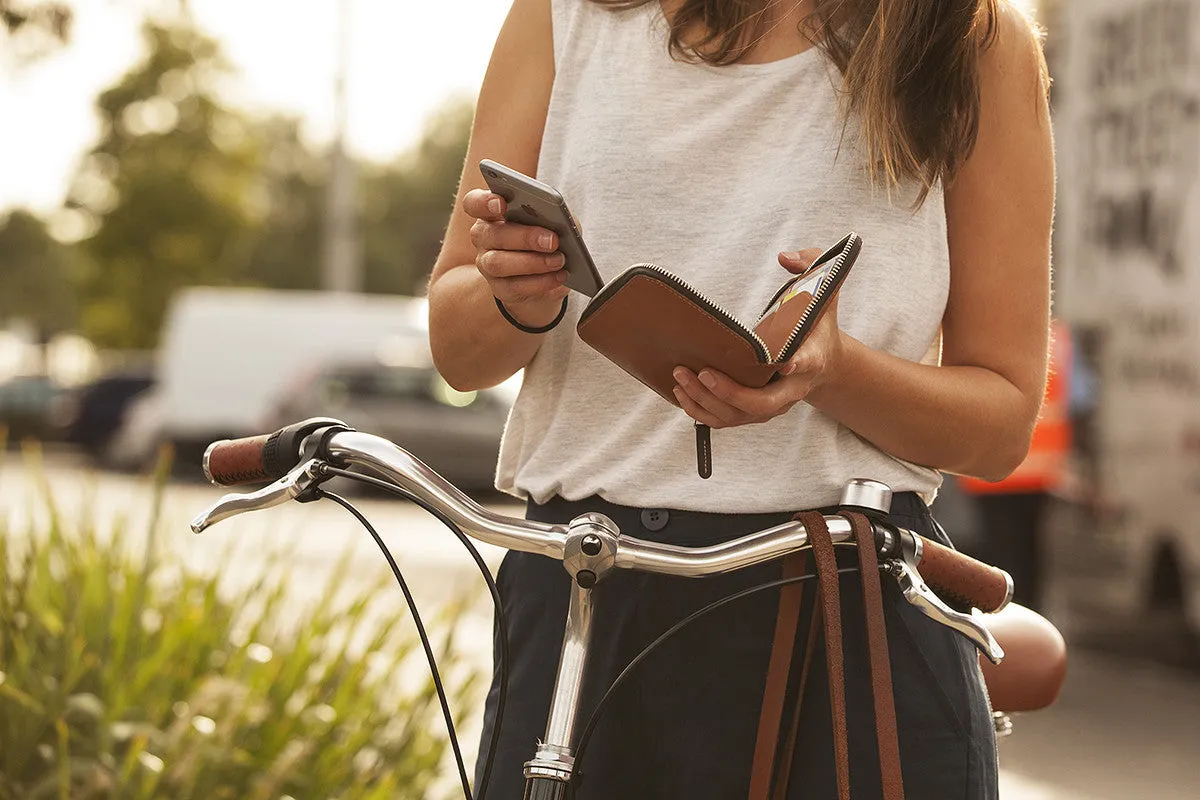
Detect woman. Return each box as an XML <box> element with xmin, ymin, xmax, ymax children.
<box><xmin>428</xmin><ymin>0</ymin><xmax>1054</xmax><ymax>797</ymax></box>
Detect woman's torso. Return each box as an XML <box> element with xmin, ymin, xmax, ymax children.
<box><xmin>496</xmin><ymin>0</ymin><xmax>951</xmax><ymax>513</ymax></box>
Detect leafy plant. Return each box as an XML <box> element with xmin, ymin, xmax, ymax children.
<box><xmin>0</xmin><ymin>452</ymin><xmax>478</xmax><ymax>799</ymax></box>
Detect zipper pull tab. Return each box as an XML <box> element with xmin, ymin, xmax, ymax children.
<box><xmin>695</xmin><ymin>422</ymin><xmax>712</xmax><ymax>479</ymax></box>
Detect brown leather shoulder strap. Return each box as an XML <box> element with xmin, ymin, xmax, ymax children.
<box><xmin>803</xmin><ymin>511</ymin><xmax>851</xmax><ymax>800</ymax></box>
<box><xmin>750</xmin><ymin>511</ymin><xmax>908</xmax><ymax>800</ymax></box>
<box><xmin>771</xmin><ymin>585</ymin><xmax>822</xmax><ymax>799</ymax></box>
<box><xmin>749</xmin><ymin>511</ymin><xmax>850</xmax><ymax>800</ymax></box>
<box><xmin>748</xmin><ymin>550</ymin><xmax>808</xmax><ymax>800</ymax></box>
<box><xmin>846</xmin><ymin>511</ymin><xmax>906</xmax><ymax>800</ymax></box>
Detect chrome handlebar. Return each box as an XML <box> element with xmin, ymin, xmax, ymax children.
<box><xmin>190</xmin><ymin>429</ymin><xmax>1003</xmax><ymax>663</ymax></box>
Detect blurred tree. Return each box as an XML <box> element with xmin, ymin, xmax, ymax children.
<box><xmin>67</xmin><ymin>19</ymin><xmax>263</xmax><ymax>349</ymax></box>
<box><xmin>244</xmin><ymin>97</ymin><xmax>474</xmax><ymax>298</ymax></box>
<box><xmin>239</xmin><ymin>115</ymin><xmax>326</xmax><ymax>291</ymax></box>
<box><xmin>0</xmin><ymin>0</ymin><xmax>71</xmax><ymax>64</ymax></box>
<box><xmin>359</xmin><ymin>96</ymin><xmax>474</xmax><ymax>296</ymax></box>
<box><xmin>57</xmin><ymin>0</ymin><xmax>471</xmax><ymax>348</ymax></box>
<box><xmin>0</xmin><ymin>209</ymin><xmax>78</xmax><ymax>338</ymax></box>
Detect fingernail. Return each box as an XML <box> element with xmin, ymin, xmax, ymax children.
<box><xmin>782</xmin><ymin>362</ymin><xmax>797</xmax><ymax>376</ymax></box>
<box><xmin>547</xmin><ymin>253</ymin><xmax>565</xmax><ymax>268</ymax></box>
<box><xmin>539</xmin><ymin>232</ymin><xmax>554</xmax><ymax>250</ymax></box>
<box><xmin>488</xmin><ymin>198</ymin><xmax>503</xmax><ymax>214</ymax></box>
<box><xmin>781</xmin><ymin>251</ymin><xmax>801</xmax><ymax>260</ymax></box>
<box><xmin>556</xmin><ymin>269</ymin><xmax>569</xmax><ymax>283</ymax></box>
<box><xmin>699</xmin><ymin>371</ymin><xmax>716</xmax><ymax>388</ymax></box>
<box><xmin>673</xmin><ymin>367</ymin><xmax>688</xmax><ymax>383</ymax></box>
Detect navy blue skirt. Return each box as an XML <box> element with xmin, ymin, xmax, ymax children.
<box><xmin>474</xmin><ymin>492</ymin><xmax>999</xmax><ymax>799</ymax></box>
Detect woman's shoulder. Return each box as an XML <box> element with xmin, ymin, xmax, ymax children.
<box><xmin>981</xmin><ymin>1</ymin><xmax>1051</xmax><ymax>97</ymax></box>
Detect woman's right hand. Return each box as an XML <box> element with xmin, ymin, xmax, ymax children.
<box><xmin>463</xmin><ymin>188</ymin><xmax>571</xmax><ymax>328</ymax></box>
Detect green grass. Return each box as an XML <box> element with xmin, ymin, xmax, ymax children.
<box><xmin>0</xmin><ymin>446</ymin><xmax>477</xmax><ymax>799</ymax></box>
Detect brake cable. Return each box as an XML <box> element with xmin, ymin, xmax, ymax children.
<box><xmin>570</xmin><ymin>566</ymin><xmax>860</xmax><ymax>789</ymax></box>
<box><xmin>317</xmin><ymin>465</ymin><xmax>511</xmax><ymax>800</ymax></box>
<box><xmin>317</xmin><ymin>489</ymin><xmax>477</xmax><ymax>799</ymax></box>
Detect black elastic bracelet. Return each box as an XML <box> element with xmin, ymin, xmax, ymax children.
<box><xmin>494</xmin><ymin>295</ymin><xmax>569</xmax><ymax>334</ymax></box>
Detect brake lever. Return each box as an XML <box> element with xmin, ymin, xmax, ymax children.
<box><xmin>884</xmin><ymin>559</ymin><xmax>1005</xmax><ymax>665</ymax></box>
<box><xmin>191</xmin><ymin>459</ymin><xmax>326</xmax><ymax>534</ymax></box>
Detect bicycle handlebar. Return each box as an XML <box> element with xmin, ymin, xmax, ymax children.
<box><xmin>915</xmin><ymin>537</ymin><xmax>1012</xmax><ymax>613</ymax></box>
<box><xmin>197</xmin><ymin>423</ymin><xmax>1012</xmax><ymax>615</ymax></box>
<box><xmin>192</xmin><ymin>420</ymin><xmax>1014</xmax><ymax>797</ymax></box>
<box><xmin>203</xmin><ymin>418</ymin><xmax>354</xmax><ymax>487</ymax></box>
<box><xmin>204</xmin><ymin>433</ymin><xmax>276</xmax><ymax>485</ymax></box>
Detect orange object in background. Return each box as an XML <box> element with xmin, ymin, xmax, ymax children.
<box><xmin>960</xmin><ymin>321</ymin><xmax>1073</xmax><ymax>494</ymax></box>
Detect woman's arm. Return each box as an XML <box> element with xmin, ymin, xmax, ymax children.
<box><xmin>674</xmin><ymin>5</ymin><xmax>1055</xmax><ymax>481</ymax></box>
<box><xmin>808</xmin><ymin>6</ymin><xmax>1055</xmax><ymax>480</ymax></box>
<box><xmin>427</xmin><ymin>0</ymin><xmax>560</xmax><ymax>391</ymax></box>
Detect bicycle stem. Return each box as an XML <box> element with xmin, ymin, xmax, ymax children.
<box><xmin>525</xmin><ymin>581</ymin><xmax>596</xmax><ymax>786</ymax></box>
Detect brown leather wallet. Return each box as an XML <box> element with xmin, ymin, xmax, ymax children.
<box><xmin>576</xmin><ymin>233</ymin><xmax>862</xmax><ymax>406</ymax></box>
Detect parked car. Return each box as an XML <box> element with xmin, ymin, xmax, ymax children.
<box><xmin>262</xmin><ymin>360</ymin><xmax>511</xmax><ymax>493</ymax></box>
<box><xmin>102</xmin><ymin>387</ymin><xmax>165</xmax><ymax>473</ymax></box>
<box><xmin>0</xmin><ymin>374</ymin><xmax>65</xmax><ymax>445</ymax></box>
<box><xmin>55</xmin><ymin>364</ymin><xmax>156</xmax><ymax>462</ymax></box>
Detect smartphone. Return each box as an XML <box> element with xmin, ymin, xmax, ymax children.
<box><xmin>479</xmin><ymin>159</ymin><xmax>604</xmax><ymax>297</ymax></box>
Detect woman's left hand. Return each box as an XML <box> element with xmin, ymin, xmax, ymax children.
<box><xmin>672</xmin><ymin>248</ymin><xmax>844</xmax><ymax>428</ymax></box>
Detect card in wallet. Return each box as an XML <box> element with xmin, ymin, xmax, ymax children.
<box><xmin>576</xmin><ymin>232</ymin><xmax>862</xmax><ymax>407</ymax></box>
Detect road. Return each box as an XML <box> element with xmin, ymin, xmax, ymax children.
<box><xmin>3</xmin><ymin>449</ymin><xmax>1198</xmax><ymax>799</ymax></box>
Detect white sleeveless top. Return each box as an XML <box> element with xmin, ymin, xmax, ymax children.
<box><xmin>495</xmin><ymin>0</ymin><xmax>950</xmax><ymax>513</ymax></box>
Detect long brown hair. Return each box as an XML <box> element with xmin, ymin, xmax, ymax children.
<box><xmin>589</xmin><ymin>0</ymin><xmax>1045</xmax><ymax>203</ymax></box>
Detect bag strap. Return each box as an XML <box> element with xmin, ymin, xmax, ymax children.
<box><xmin>805</xmin><ymin>511</ymin><xmax>851</xmax><ymax>800</ymax></box>
<box><xmin>748</xmin><ymin>512</ymin><xmax>849</xmax><ymax>799</ymax></box>
<box><xmin>747</xmin><ymin>510</ymin><xmax>906</xmax><ymax>800</ymax></box>
<box><xmin>747</xmin><ymin>550</ymin><xmax>809</xmax><ymax>799</ymax></box>
<box><xmin>846</xmin><ymin>510</ymin><xmax>905</xmax><ymax>800</ymax></box>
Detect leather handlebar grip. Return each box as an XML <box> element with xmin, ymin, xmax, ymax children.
<box><xmin>203</xmin><ymin>435</ymin><xmax>273</xmax><ymax>486</ymax></box>
<box><xmin>917</xmin><ymin>536</ymin><xmax>1013</xmax><ymax>613</ymax></box>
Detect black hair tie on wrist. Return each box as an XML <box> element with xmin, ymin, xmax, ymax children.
<box><xmin>494</xmin><ymin>296</ymin><xmax>569</xmax><ymax>334</ymax></box>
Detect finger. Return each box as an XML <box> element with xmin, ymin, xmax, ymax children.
<box><xmin>672</xmin><ymin>385</ymin><xmax>726</xmax><ymax>429</ymax></box>
<box><xmin>492</xmin><ymin>273</ymin><xmax>572</xmax><ymax>305</ymax></box>
<box><xmin>477</xmin><ymin>248</ymin><xmax>567</xmax><ymax>279</ymax></box>
<box><xmin>777</xmin><ymin>247</ymin><xmax>825</xmax><ymax>274</ymax></box>
<box><xmin>781</xmin><ymin>344</ymin><xmax>826</xmax><ymax>380</ymax></box>
<box><xmin>695</xmin><ymin>367</ymin><xmax>805</xmax><ymax>419</ymax></box>
<box><xmin>471</xmin><ymin>218</ymin><xmax>560</xmax><ymax>254</ymax></box>
<box><xmin>673</xmin><ymin>367</ymin><xmax>747</xmax><ymax>426</ymax></box>
<box><xmin>463</xmin><ymin>188</ymin><xmax>508</xmax><ymax>221</ymax></box>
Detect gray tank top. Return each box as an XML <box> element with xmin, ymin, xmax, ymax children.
<box><xmin>495</xmin><ymin>0</ymin><xmax>950</xmax><ymax>513</ymax></box>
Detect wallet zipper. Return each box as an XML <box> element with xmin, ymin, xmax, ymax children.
<box><xmin>765</xmin><ymin>233</ymin><xmax>861</xmax><ymax>361</ymax></box>
<box><xmin>598</xmin><ymin>263</ymin><xmax>773</xmax><ymax>363</ymax></box>
<box><xmin>581</xmin><ymin>233</ymin><xmax>860</xmax><ymax>481</ymax></box>
<box><xmin>596</xmin><ymin>233</ymin><xmax>860</xmax><ymax>366</ymax></box>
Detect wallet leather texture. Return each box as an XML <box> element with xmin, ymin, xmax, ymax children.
<box><xmin>577</xmin><ymin>233</ymin><xmax>862</xmax><ymax>408</ymax></box>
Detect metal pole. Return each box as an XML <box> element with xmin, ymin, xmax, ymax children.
<box><xmin>322</xmin><ymin>0</ymin><xmax>360</xmax><ymax>294</ymax></box>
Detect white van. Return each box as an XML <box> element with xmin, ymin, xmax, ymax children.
<box><xmin>111</xmin><ymin>287</ymin><xmax>431</xmax><ymax>471</ymax></box>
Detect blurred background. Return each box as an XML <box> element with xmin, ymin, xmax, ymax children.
<box><xmin>1</xmin><ymin>0</ymin><xmax>1198</xmax><ymax>798</ymax></box>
